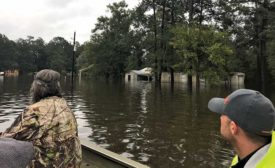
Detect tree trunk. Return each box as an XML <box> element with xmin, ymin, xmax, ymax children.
<box><xmin>188</xmin><ymin>73</ymin><xmax>192</xmax><ymax>90</ymax></box>
<box><xmin>199</xmin><ymin>0</ymin><xmax>204</xmax><ymax>25</ymax></box>
<box><xmin>170</xmin><ymin>0</ymin><xmax>175</xmax><ymax>85</ymax></box>
<box><xmin>170</xmin><ymin>67</ymin><xmax>174</xmax><ymax>84</ymax></box>
<box><xmin>158</xmin><ymin>0</ymin><xmax>167</xmax><ymax>84</ymax></box>
<box><xmin>188</xmin><ymin>0</ymin><xmax>195</xmax><ymax>89</ymax></box>
<box><xmin>188</xmin><ymin>0</ymin><xmax>194</xmax><ymax>23</ymax></box>
<box><xmin>152</xmin><ymin>0</ymin><xmax>158</xmax><ymax>83</ymax></box>
<box><xmin>196</xmin><ymin>73</ymin><xmax>200</xmax><ymax>89</ymax></box>
<box><xmin>256</xmin><ymin>0</ymin><xmax>269</xmax><ymax>93</ymax></box>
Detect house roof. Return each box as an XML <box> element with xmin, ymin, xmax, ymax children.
<box><xmin>131</xmin><ymin>67</ymin><xmax>153</xmax><ymax>76</ymax></box>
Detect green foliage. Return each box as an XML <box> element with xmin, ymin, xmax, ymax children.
<box><xmin>77</xmin><ymin>42</ymin><xmax>92</xmax><ymax>70</ymax></box>
<box><xmin>170</xmin><ymin>24</ymin><xmax>233</xmax><ymax>83</ymax></box>
<box><xmin>46</xmin><ymin>37</ymin><xmax>73</xmax><ymax>74</ymax></box>
<box><xmin>16</xmin><ymin>36</ymin><xmax>38</xmax><ymax>72</ymax></box>
<box><xmin>81</xmin><ymin>1</ymin><xmax>133</xmax><ymax>79</ymax></box>
<box><xmin>267</xmin><ymin>1</ymin><xmax>275</xmax><ymax>82</ymax></box>
<box><xmin>203</xmin><ymin>69</ymin><xmax>222</xmax><ymax>85</ymax></box>
<box><xmin>0</xmin><ymin>35</ymin><xmax>77</xmax><ymax>74</ymax></box>
<box><xmin>0</xmin><ymin>34</ymin><xmax>18</xmax><ymax>71</ymax></box>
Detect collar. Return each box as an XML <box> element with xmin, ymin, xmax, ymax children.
<box><xmin>231</xmin><ymin>149</ymin><xmax>258</xmax><ymax>168</ymax></box>
<box><xmin>232</xmin><ymin>143</ymin><xmax>270</xmax><ymax>168</ymax></box>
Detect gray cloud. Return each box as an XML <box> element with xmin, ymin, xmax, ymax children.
<box><xmin>0</xmin><ymin>0</ymin><xmax>140</xmax><ymax>44</ymax></box>
<box><xmin>45</xmin><ymin>0</ymin><xmax>77</xmax><ymax>8</ymax></box>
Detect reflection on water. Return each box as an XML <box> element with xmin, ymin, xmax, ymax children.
<box><xmin>0</xmin><ymin>76</ymin><xmax>241</xmax><ymax>167</ymax></box>
<box><xmin>0</xmin><ymin>76</ymin><xmax>3</xmax><ymax>94</ymax></box>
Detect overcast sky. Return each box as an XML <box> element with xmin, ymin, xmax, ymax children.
<box><xmin>0</xmin><ymin>0</ymin><xmax>140</xmax><ymax>44</ymax></box>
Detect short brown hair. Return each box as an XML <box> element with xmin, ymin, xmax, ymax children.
<box><xmin>244</xmin><ymin>130</ymin><xmax>271</xmax><ymax>145</ymax></box>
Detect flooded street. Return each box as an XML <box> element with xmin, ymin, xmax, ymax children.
<box><xmin>0</xmin><ymin>75</ymin><xmax>237</xmax><ymax>167</ymax></box>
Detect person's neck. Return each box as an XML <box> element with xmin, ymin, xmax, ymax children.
<box><xmin>234</xmin><ymin>139</ymin><xmax>266</xmax><ymax>160</ymax></box>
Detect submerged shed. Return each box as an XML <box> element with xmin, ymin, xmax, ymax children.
<box><xmin>125</xmin><ymin>67</ymin><xmax>153</xmax><ymax>82</ymax></box>
<box><xmin>230</xmin><ymin>72</ymin><xmax>245</xmax><ymax>86</ymax></box>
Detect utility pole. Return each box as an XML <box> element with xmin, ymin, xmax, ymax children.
<box><xmin>71</xmin><ymin>31</ymin><xmax>76</xmax><ymax>85</ymax></box>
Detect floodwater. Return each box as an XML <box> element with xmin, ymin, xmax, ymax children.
<box><xmin>0</xmin><ymin>75</ymin><xmax>252</xmax><ymax>168</ymax></box>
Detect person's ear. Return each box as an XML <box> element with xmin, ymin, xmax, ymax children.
<box><xmin>230</xmin><ymin>121</ymin><xmax>238</xmax><ymax>135</ymax></box>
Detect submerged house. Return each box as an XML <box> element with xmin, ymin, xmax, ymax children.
<box><xmin>125</xmin><ymin>67</ymin><xmax>153</xmax><ymax>82</ymax></box>
<box><xmin>161</xmin><ymin>72</ymin><xmax>188</xmax><ymax>83</ymax></box>
<box><xmin>125</xmin><ymin>68</ymin><xmax>245</xmax><ymax>87</ymax></box>
<box><xmin>230</xmin><ymin>72</ymin><xmax>245</xmax><ymax>86</ymax></box>
<box><xmin>4</xmin><ymin>69</ymin><xmax>19</xmax><ymax>77</ymax></box>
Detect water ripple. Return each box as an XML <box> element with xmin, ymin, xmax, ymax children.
<box><xmin>0</xmin><ymin>77</ymin><xmax>237</xmax><ymax>168</ymax></box>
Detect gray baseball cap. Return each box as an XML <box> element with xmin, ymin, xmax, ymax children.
<box><xmin>208</xmin><ymin>89</ymin><xmax>275</xmax><ymax>135</ymax></box>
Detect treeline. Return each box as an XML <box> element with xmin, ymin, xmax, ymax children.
<box><xmin>1</xmin><ymin>0</ymin><xmax>275</xmax><ymax>90</ymax></box>
<box><xmin>0</xmin><ymin>35</ymin><xmax>80</xmax><ymax>74</ymax></box>
<box><xmin>79</xmin><ymin>0</ymin><xmax>275</xmax><ymax>90</ymax></box>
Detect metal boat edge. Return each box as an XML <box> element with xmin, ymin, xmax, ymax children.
<box><xmin>81</xmin><ymin>138</ymin><xmax>150</xmax><ymax>168</ymax></box>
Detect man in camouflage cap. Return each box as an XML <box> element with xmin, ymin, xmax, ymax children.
<box><xmin>1</xmin><ymin>69</ymin><xmax>82</xmax><ymax>168</ymax></box>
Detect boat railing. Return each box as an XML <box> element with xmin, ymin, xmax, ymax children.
<box><xmin>81</xmin><ymin>138</ymin><xmax>150</xmax><ymax>168</ymax></box>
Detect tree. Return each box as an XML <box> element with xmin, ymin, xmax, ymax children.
<box><xmin>213</xmin><ymin>0</ymin><xmax>275</xmax><ymax>90</ymax></box>
<box><xmin>85</xmin><ymin>1</ymin><xmax>133</xmax><ymax>79</ymax></box>
<box><xmin>266</xmin><ymin>0</ymin><xmax>275</xmax><ymax>85</ymax></box>
<box><xmin>16</xmin><ymin>36</ymin><xmax>37</xmax><ymax>73</ymax></box>
<box><xmin>32</xmin><ymin>38</ymin><xmax>47</xmax><ymax>71</ymax></box>
<box><xmin>46</xmin><ymin>37</ymin><xmax>72</xmax><ymax>73</ymax></box>
<box><xmin>0</xmin><ymin>34</ymin><xmax>18</xmax><ymax>71</ymax></box>
<box><xmin>171</xmin><ymin>25</ymin><xmax>233</xmax><ymax>84</ymax></box>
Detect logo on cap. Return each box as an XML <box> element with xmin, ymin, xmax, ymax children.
<box><xmin>224</xmin><ymin>97</ymin><xmax>229</xmax><ymax>105</ymax></box>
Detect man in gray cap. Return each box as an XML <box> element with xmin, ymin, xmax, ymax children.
<box><xmin>208</xmin><ymin>89</ymin><xmax>275</xmax><ymax>168</ymax></box>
